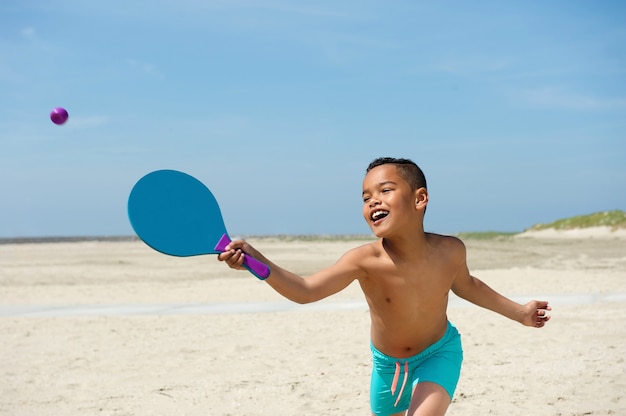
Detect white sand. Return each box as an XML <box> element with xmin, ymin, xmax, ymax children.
<box><xmin>1</xmin><ymin>233</ymin><xmax>625</xmax><ymax>415</ymax></box>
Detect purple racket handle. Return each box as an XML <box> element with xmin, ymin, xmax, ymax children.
<box><xmin>214</xmin><ymin>234</ymin><xmax>270</xmax><ymax>280</ymax></box>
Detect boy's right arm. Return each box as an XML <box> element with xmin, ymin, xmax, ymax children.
<box><xmin>217</xmin><ymin>239</ymin><xmax>363</xmax><ymax>304</ymax></box>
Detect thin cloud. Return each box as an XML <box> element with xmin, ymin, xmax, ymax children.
<box><xmin>64</xmin><ymin>115</ymin><xmax>110</xmax><ymax>129</ymax></box>
<box><xmin>433</xmin><ymin>55</ymin><xmax>516</xmax><ymax>76</ymax></box>
<box><xmin>172</xmin><ymin>0</ymin><xmax>365</xmax><ymax>19</ymax></box>
<box><xmin>515</xmin><ymin>87</ymin><xmax>626</xmax><ymax>111</ymax></box>
<box><xmin>125</xmin><ymin>59</ymin><xmax>161</xmax><ymax>78</ymax></box>
<box><xmin>20</xmin><ymin>27</ymin><xmax>37</xmax><ymax>38</ymax></box>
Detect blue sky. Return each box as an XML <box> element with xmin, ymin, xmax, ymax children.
<box><xmin>1</xmin><ymin>1</ymin><xmax>624</xmax><ymax>238</ymax></box>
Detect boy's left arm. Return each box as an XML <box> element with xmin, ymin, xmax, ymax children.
<box><xmin>450</xmin><ymin>242</ymin><xmax>551</xmax><ymax>328</ymax></box>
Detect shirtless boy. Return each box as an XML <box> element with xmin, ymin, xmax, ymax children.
<box><xmin>218</xmin><ymin>157</ymin><xmax>551</xmax><ymax>416</ymax></box>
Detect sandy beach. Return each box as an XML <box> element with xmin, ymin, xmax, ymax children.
<box><xmin>1</xmin><ymin>232</ymin><xmax>625</xmax><ymax>415</ymax></box>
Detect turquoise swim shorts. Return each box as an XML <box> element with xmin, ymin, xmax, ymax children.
<box><xmin>370</xmin><ymin>321</ymin><xmax>463</xmax><ymax>415</ymax></box>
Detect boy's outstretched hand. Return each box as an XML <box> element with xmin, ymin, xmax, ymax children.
<box><xmin>521</xmin><ymin>301</ymin><xmax>551</xmax><ymax>328</ymax></box>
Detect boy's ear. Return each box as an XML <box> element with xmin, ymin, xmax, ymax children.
<box><xmin>415</xmin><ymin>188</ymin><xmax>428</xmax><ymax>209</ymax></box>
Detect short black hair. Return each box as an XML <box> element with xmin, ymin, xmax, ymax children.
<box><xmin>366</xmin><ymin>157</ymin><xmax>427</xmax><ymax>191</ymax></box>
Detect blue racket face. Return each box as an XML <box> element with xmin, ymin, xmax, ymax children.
<box><xmin>128</xmin><ymin>170</ymin><xmax>227</xmax><ymax>257</ymax></box>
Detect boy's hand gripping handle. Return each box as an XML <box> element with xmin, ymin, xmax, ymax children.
<box><xmin>214</xmin><ymin>234</ymin><xmax>270</xmax><ymax>280</ymax></box>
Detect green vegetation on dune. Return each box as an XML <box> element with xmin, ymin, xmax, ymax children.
<box><xmin>457</xmin><ymin>210</ymin><xmax>626</xmax><ymax>240</ymax></box>
<box><xmin>456</xmin><ymin>231</ymin><xmax>517</xmax><ymax>240</ymax></box>
<box><xmin>527</xmin><ymin>210</ymin><xmax>626</xmax><ymax>231</ymax></box>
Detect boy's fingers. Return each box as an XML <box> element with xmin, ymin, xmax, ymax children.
<box><xmin>228</xmin><ymin>249</ymin><xmax>246</xmax><ymax>268</ymax></box>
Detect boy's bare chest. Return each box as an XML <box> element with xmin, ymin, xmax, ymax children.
<box><xmin>361</xmin><ymin>257</ymin><xmax>454</xmax><ymax>304</ymax></box>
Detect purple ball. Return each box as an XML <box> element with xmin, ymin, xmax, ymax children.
<box><xmin>50</xmin><ymin>107</ymin><xmax>69</xmax><ymax>125</ymax></box>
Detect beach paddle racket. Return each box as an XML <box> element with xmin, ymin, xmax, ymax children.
<box><xmin>127</xmin><ymin>169</ymin><xmax>270</xmax><ymax>280</ymax></box>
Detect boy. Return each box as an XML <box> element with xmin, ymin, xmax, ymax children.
<box><xmin>218</xmin><ymin>157</ymin><xmax>551</xmax><ymax>416</ymax></box>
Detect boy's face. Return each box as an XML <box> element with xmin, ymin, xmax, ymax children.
<box><xmin>361</xmin><ymin>164</ymin><xmax>426</xmax><ymax>237</ymax></box>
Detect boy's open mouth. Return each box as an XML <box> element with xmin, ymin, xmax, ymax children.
<box><xmin>371</xmin><ymin>210</ymin><xmax>389</xmax><ymax>221</ymax></box>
